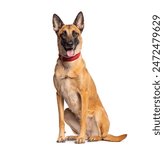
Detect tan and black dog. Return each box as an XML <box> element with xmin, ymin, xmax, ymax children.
<box><xmin>52</xmin><ymin>11</ymin><xmax>127</xmax><ymax>144</ymax></box>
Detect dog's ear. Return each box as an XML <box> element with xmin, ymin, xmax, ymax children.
<box><xmin>52</xmin><ymin>14</ymin><xmax>64</xmax><ymax>33</ymax></box>
<box><xmin>73</xmin><ymin>11</ymin><xmax>84</xmax><ymax>32</ymax></box>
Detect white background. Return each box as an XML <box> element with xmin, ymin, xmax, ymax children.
<box><xmin>0</xmin><ymin>0</ymin><xmax>163</xmax><ymax>149</ymax></box>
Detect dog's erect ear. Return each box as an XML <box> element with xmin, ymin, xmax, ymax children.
<box><xmin>52</xmin><ymin>14</ymin><xmax>64</xmax><ymax>33</ymax></box>
<box><xmin>73</xmin><ymin>11</ymin><xmax>84</xmax><ymax>32</ymax></box>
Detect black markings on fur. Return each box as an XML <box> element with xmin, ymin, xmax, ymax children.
<box><xmin>72</xmin><ymin>31</ymin><xmax>79</xmax><ymax>38</ymax></box>
<box><xmin>60</xmin><ymin>30</ymin><xmax>79</xmax><ymax>51</ymax></box>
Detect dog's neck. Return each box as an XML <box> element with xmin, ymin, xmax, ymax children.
<box><xmin>58</xmin><ymin>53</ymin><xmax>82</xmax><ymax>68</ymax></box>
<box><xmin>58</xmin><ymin>53</ymin><xmax>85</xmax><ymax>75</ymax></box>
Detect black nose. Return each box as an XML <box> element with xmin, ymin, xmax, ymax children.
<box><xmin>67</xmin><ymin>40</ymin><xmax>73</xmax><ymax>46</ymax></box>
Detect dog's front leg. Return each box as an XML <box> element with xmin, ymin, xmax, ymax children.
<box><xmin>75</xmin><ymin>91</ymin><xmax>88</xmax><ymax>144</ymax></box>
<box><xmin>56</xmin><ymin>92</ymin><xmax>65</xmax><ymax>142</ymax></box>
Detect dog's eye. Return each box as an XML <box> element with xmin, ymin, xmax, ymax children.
<box><xmin>72</xmin><ymin>31</ymin><xmax>78</xmax><ymax>38</ymax></box>
<box><xmin>60</xmin><ymin>31</ymin><xmax>67</xmax><ymax>39</ymax></box>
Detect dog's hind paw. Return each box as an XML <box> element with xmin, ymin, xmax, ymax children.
<box><xmin>66</xmin><ymin>135</ymin><xmax>78</xmax><ymax>141</ymax></box>
<box><xmin>88</xmin><ymin>136</ymin><xmax>101</xmax><ymax>142</ymax></box>
<box><xmin>75</xmin><ymin>136</ymin><xmax>85</xmax><ymax>144</ymax></box>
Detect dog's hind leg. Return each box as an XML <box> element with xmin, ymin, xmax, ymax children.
<box><xmin>64</xmin><ymin>108</ymin><xmax>80</xmax><ymax>140</ymax></box>
<box><xmin>64</xmin><ymin>108</ymin><xmax>101</xmax><ymax>142</ymax></box>
<box><xmin>87</xmin><ymin>115</ymin><xmax>102</xmax><ymax>142</ymax></box>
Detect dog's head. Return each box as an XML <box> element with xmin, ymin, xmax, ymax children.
<box><xmin>52</xmin><ymin>12</ymin><xmax>84</xmax><ymax>58</ymax></box>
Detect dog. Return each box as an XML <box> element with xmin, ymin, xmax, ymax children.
<box><xmin>52</xmin><ymin>11</ymin><xmax>127</xmax><ymax>144</ymax></box>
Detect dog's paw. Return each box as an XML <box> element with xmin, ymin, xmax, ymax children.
<box><xmin>88</xmin><ymin>136</ymin><xmax>101</xmax><ymax>142</ymax></box>
<box><xmin>57</xmin><ymin>136</ymin><xmax>66</xmax><ymax>143</ymax></box>
<box><xmin>75</xmin><ymin>136</ymin><xmax>85</xmax><ymax>144</ymax></box>
<box><xmin>66</xmin><ymin>136</ymin><xmax>78</xmax><ymax>141</ymax></box>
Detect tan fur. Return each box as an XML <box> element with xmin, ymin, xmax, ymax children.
<box><xmin>53</xmin><ymin>12</ymin><xmax>127</xmax><ymax>144</ymax></box>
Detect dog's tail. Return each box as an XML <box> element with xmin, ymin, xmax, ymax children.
<box><xmin>103</xmin><ymin>134</ymin><xmax>127</xmax><ymax>142</ymax></box>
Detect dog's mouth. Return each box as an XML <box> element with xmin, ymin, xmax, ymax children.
<box><xmin>66</xmin><ymin>49</ymin><xmax>75</xmax><ymax>57</ymax></box>
<box><xmin>61</xmin><ymin>39</ymin><xmax>78</xmax><ymax>57</ymax></box>
<box><xmin>61</xmin><ymin>37</ymin><xmax>79</xmax><ymax>58</ymax></box>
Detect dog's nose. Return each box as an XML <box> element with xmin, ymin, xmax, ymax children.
<box><xmin>67</xmin><ymin>40</ymin><xmax>73</xmax><ymax>46</ymax></box>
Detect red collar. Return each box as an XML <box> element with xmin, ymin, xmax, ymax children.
<box><xmin>59</xmin><ymin>53</ymin><xmax>81</xmax><ymax>62</ymax></box>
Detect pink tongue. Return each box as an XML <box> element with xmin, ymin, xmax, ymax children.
<box><xmin>66</xmin><ymin>50</ymin><xmax>74</xmax><ymax>57</ymax></box>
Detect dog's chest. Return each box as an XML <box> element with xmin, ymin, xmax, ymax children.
<box><xmin>60</xmin><ymin>77</ymin><xmax>81</xmax><ymax>115</ymax></box>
